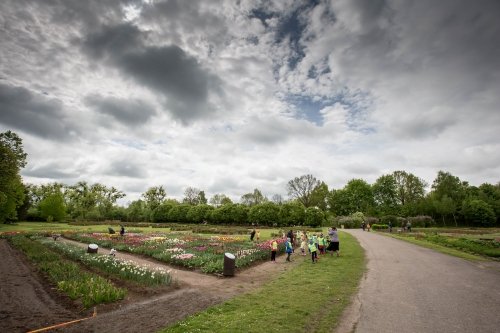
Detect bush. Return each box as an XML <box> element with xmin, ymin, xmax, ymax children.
<box><xmin>248</xmin><ymin>203</ymin><xmax>280</xmax><ymax>226</ymax></box>
<box><xmin>408</xmin><ymin>215</ymin><xmax>435</xmax><ymax>227</ymax></box>
<box><xmin>333</xmin><ymin>216</ymin><xmax>360</xmax><ymax>229</ymax></box>
<box><xmin>371</xmin><ymin>223</ymin><xmax>389</xmax><ymax>230</ymax></box>
<box><xmin>380</xmin><ymin>215</ymin><xmax>399</xmax><ymax>226</ymax></box>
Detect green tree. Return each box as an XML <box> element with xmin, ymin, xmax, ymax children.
<box><xmin>393</xmin><ymin>170</ymin><xmax>426</xmax><ymax>207</ymax></box>
<box><xmin>91</xmin><ymin>184</ymin><xmax>125</xmax><ymax>219</ymax></box>
<box><xmin>210</xmin><ymin>204</ymin><xmax>248</xmax><ymax>225</ymax></box>
<box><xmin>186</xmin><ymin>204</ymin><xmax>214</xmax><ymax>223</ymax></box>
<box><xmin>209</xmin><ymin>193</ymin><xmax>232</xmax><ymax>207</ymax></box>
<box><xmin>287</xmin><ymin>174</ymin><xmax>321</xmax><ymax>207</ymax></box>
<box><xmin>310</xmin><ymin>182</ymin><xmax>329</xmax><ymax>210</ymax></box>
<box><xmin>432</xmin><ymin>194</ymin><xmax>456</xmax><ymax>226</ymax></box>
<box><xmin>0</xmin><ymin>131</ymin><xmax>27</xmax><ymax>223</ymax></box>
<box><xmin>183</xmin><ymin>187</ymin><xmax>207</xmax><ymax>205</ymax></box>
<box><xmin>477</xmin><ymin>183</ymin><xmax>500</xmax><ymax>224</ymax></box>
<box><xmin>372</xmin><ymin>174</ymin><xmax>399</xmax><ymax>216</ymax></box>
<box><xmin>304</xmin><ymin>207</ymin><xmax>325</xmax><ymax>227</ymax></box>
<box><xmin>39</xmin><ymin>190</ymin><xmax>66</xmax><ymax>222</ymax></box>
<box><xmin>430</xmin><ymin>171</ymin><xmax>467</xmax><ymax>225</ymax></box>
<box><xmin>65</xmin><ymin>182</ymin><xmax>97</xmax><ymax>219</ymax></box>
<box><xmin>127</xmin><ymin>200</ymin><xmax>147</xmax><ymax>222</ymax></box>
<box><xmin>142</xmin><ymin>186</ymin><xmax>167</xmax><ymax>211</ymax></box>
<box><xmin>151</xmin><ymin>202</ymin><xmax>176</xmax><ymax>223</ymax></box>
<box><xmin>240</xmin><ymin>189</ymin><xmax>267</xmax><ymax>206</ymax></box>
<box><xmin>328</xmin><ymin>179</ymin><xmax>374</xmax><ymax>216</ymax></box>
<box><xmin>279</xmin><ymin>201</ymin><xmax>306</xmax><ymax>226</ymax></box>
<box><xmin>461</xmin><ymin>199</ymin><xmax>496</xmax><ymax>227</ymax></box>
<box><xmin>248</xmin><ymin>202</ymin><xmax>280</xmax><ymax>226</ymax></box>
<box><xmin>168</xmin><ymin>204</ymin><xmax>191</xmax><ymax>223</ymax></box>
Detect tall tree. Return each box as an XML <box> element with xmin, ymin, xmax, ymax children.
<box><xmin>310</xmin><ymin>182</ymin><xmax>329</xmax><ymax>210</ymax></box>
<box><xmin>183</xmin><ymin>187</ymin><xmax>207</xmax><ymax>205</ymax></box>
<box><xmin>0</xmin><ymin>131</ymin><xmax>27</xmax><ymax>223</ymax></box>
<box><xmin>39</xmin><ymin>189</ymin><xmax>66</xmax><ymax>222</ymax></box>
<box><xmin>209</xmin><ymin>193</ymin><xmax>232</xmax><ymax>207</ymax></box>
<box><xmin>142</xmin><ymin>186</ymin><xmax>167</xmax><ymax>211</ymax></box>
<box><xmin>430</xmin><ymin>171</ymin><xmax>467</xmax><ymax>225</ymax></box>
<box><xmin>271</xmin><ymin>194</ymin><xmax>284</xmax><ymax>205</ymax></box>
<box><xmin>372</xmin><ymin>174</ymin><xmax>399</xmax><ymax>215</ymax></box>
<box><xmin>328</xmin><ymin>179</ymin><xmax>374</xmax><ymax>215</ymax></box>
<box><xmin>241</xmin><ymin>188</ymin><xmax>267</xmax><ymax>206</ymax></box>
<box><xmin>287</xmin><ymin>174</ymin><xmax>321</xmax><ymax>208</ymax></box>
<box><xmin>65</xmin><ymin>182</ymin><xmax>96</xmax><ymax>219</ymax></box>
<box><xmin>392</xmin><ymin>170</ymin><xmax>427</xmax><ymax>206</ymax></box>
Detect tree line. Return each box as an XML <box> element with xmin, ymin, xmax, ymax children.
<box><xmin>1</xmin><ymin>131</ymin><xmax>499</xmax><ymax>227</ymax></box>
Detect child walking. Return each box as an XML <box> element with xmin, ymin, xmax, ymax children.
<box><xmin>270</xmin><ymin>239</ymin><xmax>278</xmax><ymax>262</ymax></box>
<box><xmin>285</xmin><ymin>238</ymin><xmax>293</xmax><ymax>262</ymax></box>
<box><xmin>318</xmin><ymin>233</ymin><xmax>325</xmax><ymax>255</ymax></box>
<box><xmin>308</xmin><ymin>239</ymin><xmax>318</xmax><ymax>263</ymax></box>
<box><xmin>300</xmin><ymin>234</ymin><xmax>307</xmax><ymax>256</ymax></box>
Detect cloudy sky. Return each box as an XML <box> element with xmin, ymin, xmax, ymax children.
<box><xmin>1</xmin><ymin>0</ymin><xmax>499</xmax><ymax>204</ymax></box>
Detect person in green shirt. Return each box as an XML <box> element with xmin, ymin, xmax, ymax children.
<box><xmin>308</xmin><ymin>239</ymin><xmax>318</xmax><ymax>263</ymax></box>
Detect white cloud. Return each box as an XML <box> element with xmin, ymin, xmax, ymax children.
<box><xmin>1</xmin><ymin>0</ymin><xmax>499</xmax><ymax>206</ymax></box>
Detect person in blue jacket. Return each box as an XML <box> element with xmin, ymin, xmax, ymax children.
<box><xmin>285</xmin><ymin>237</ymin><xmax>293</xmax><ymax>262</ymax></box>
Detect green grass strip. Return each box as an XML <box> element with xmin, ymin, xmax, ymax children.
<box><xmin>383</xmin><ymin>233</ymin><xmax>487</xmax><ymax>261</ymax></box>
<box><xmin>159</xmin><ymin>232</ymin><xmax>364</xmax><ymax>333</ymax></box>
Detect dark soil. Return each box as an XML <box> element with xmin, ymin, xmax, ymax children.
<box><xmin>1</xmin><ymin>238</ymin><xmax>303</xmax><ymax>333</ymax></box>
<box><xmin>0</xmin><ymin>239</ymin><xmax>78</xmax><ymax>332</ymax></box>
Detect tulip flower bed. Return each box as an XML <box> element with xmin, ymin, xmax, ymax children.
<box><xmin>8</xmin><ymin>235</ymin><xmax>126</xmax><ymax>308</ymax></box>
<box><xmin>39</xmin><ymin>238</ymin><xmax>173</xmax><ymax>286</ymax></box>
<box><xmin>64</xmin><ymin>232</ymin><xmax>287</xmax><ymax>274</ymax></box>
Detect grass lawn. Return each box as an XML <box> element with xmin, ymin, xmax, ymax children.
<box><xmin>160</xmin><ymin>231</ymin><xmax>365</xmax><ymax>333</ymax></box>
<box><xmin>380</xmin><ymin>227</ymin><xmax>500</xmax><ymax>261</ymax></box>
<box><xmin>385</xmin><ymin>233</ymin><xmax>486</xmax><ymax>261</ymax></box>
<box><xmin>0</xmin><ymin>222</ymin><xmax>170</xmax><ymax>234</ymax></box>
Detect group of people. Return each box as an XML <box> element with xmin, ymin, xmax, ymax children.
<box><xmin>269</xmin><ymin>227</ymin><xmax>340</xmax><ymax>264</ymax></box>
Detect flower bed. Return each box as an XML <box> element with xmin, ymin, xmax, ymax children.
<box><xmin>64</xmin><ymin>232</ymin><xmax>286</xmax><ymax>274</ymax></box>
<box><xmin>8</xmin><ymin>235</ymin><xmax>126</xmax><ymax>308</ymax></box>
<box><xmin>39</xmin><ymin>238</ymin><xmax>172</xmax><ymax>286</ymax></box>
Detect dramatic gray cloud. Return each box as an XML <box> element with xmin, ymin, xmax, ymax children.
<box><xmin>105</xmin><ymin>160</ymin><xmax>147</xmax><ymax>178</ymax></box>
<box><xmin>84</xmin><ymin>94</ymin><xmax>156</xmax><ymax>126</ymax></box>
<box><xmin>0</xmin><ymin>83</ymin><xmax>79</xmax><ymax>140</ymax></box>
<box><xmin>23</xmin><ymin>163</ymin><xmax>80</xmax><ymax>179</ymax></box>
<box><xmin>82</xmin><ymin>23</ymin><xmax>220</xmax><ymax>124</ymax></box>
<box><xmin>0</xmin><ymin>0</ymin><xmax>499</xmax><ymax>202</ymax></box>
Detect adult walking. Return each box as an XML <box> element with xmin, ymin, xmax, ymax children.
<box><xmin>327</xmin><ymin>227</ymin><xmax>340</xmax><ymax>256</ymax></box>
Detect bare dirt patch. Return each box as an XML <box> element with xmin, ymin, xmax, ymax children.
<box><xmin>2</xmin><ymin>237</ymin><xmax>303</xmax><ymax>333</ymax></box>
<box><xmin>0</xmin><ymin>239</ymin><xmax>79</xmax><ymax>333</ymax></box>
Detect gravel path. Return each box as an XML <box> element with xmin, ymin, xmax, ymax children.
<box><xmin>338</xmin><ymin>230</ymin><xmax>500</xmax><ymax>333</ymax></box>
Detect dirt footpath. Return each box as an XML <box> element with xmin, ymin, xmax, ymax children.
<box><xmin>338</xmin><ymin>230</ymin><xmax>500</xmax><ymax>333</ymax></box>
<box><xmin>1</xmin><ymin>237</ymin><xmax>304</xmax><ymax>333</ymax></box>
<box><xmin>0</xmin><ymin>239</ymin><xmax>78</xmax><ymax>333</ymax></box>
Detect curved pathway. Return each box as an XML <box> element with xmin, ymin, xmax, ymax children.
<box><xmin>339</xmin><ymin>230</ymin><xmax>500</xmax><ymax>333</ymax></box>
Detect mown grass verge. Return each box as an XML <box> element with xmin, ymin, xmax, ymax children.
<box><xmin>160</xmin><ymin>232</ymin><xmax>364</xmax><ymax>333</ymax></box>
<box><xmin>383</xmin><ymin>233</ymin><xmax>489</xmax><ymax>261</ymax></box>
<box><xmin>8</xmin><ymin>235</ymin><xmax>126</xmax><ymax>308</ymax></box>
